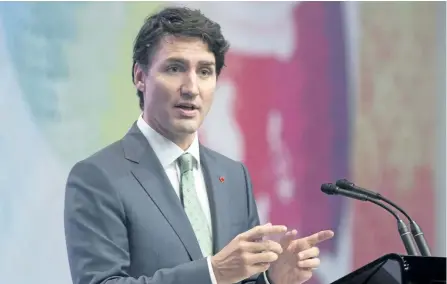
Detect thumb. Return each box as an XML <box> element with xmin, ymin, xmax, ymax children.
<box><xmin>279</xmin><ymin>229</ymin><xmax>298</xmax><ymax>249</ymax></box>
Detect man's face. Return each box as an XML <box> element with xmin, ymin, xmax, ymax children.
<box><xmin>136</xmin><ymin>35</ymin><xmax>217</xmax><ymax>140</ymax></box>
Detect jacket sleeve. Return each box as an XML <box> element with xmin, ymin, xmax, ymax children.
<box><xmin>64</xmin><ymin>161</ymin><xmax>212</xmax><ymax>284</ymax></box>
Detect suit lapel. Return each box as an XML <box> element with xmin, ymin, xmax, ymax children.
<box><xmin>200</xmin><ymin>146</ymin><xmax>233</xmax><ymax>253</ymax></box>
<box><xmin>122</xmin><ymin>123</ymin><xmax>203</xmax><ymax>260</ymax></box>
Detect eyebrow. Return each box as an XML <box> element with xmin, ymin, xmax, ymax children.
<box><xmin>164</xmin><ymin>57</ymin><xmax>215</xmax><ymax>66</ymax></box>
<box><xmin>198</xmin><ymin>61</ymin><xmax>215</xmax><ymax>66</ymax></box>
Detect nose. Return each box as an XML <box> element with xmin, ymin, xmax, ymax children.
<box><xmin>180</xmin><ymin>72</ymin><xmax>199</xmax><ymax>98</ymax></box>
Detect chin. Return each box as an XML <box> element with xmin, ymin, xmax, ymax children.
<box><xmin>175</xmin><ymin>121</ymin><xmax>201</xmax><ymax>134</ymax></box>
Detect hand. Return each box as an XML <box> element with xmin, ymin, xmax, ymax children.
<box><xmin>268</xmin><ymin>229</ymin><xmax>335</xmax><ymax>284</ymax></box>
<box><xmin>211</xmin><ymin>223</ymin><xmax>287</xmax><ymax>284</ymax></box>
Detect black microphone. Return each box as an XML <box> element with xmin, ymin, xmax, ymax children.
<box><xmin>336</xmin><ymin>178</ymin><xmax>431</xmax><ymax>256</ymax></box>
<box><xmin>321</xmin><ymin>183</ymin><xmax>419</xmax><ymax>256</ymax></box>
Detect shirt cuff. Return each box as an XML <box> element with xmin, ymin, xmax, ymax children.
<box><xmin>207</xmin><ymin>256</ymin><xmax>218</xmax><ymax>284</ymax></box>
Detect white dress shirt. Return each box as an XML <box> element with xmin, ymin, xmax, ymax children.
<box><xmin>137</xmin><ymin>115</ymin><xmax>271</xmax><ymax>284</ymax></box>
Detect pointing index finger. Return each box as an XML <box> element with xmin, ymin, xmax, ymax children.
<box><xmin>241</xmin><ymin>223</ymin><xmax>288</xmax><ymax>241</ymax></box>
<box><xmin>306</xmin><ymin>230</ymin><xmax>335</xmax><ymax>246</ymax></box>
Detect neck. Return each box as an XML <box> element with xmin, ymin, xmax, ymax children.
<box><xmin>143</xmin><ymin>114</ymin><xmax>194</xmax><ymax>151</ymax></box>
<box><xmin>170</xmin><ymin>135</ymin><xmax>195</xmax><ymax>151</ymax></box>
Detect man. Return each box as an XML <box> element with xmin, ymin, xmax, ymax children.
<box><xmin>64</xmin><ymin>6</ymin><xmax>334</xmax><ymax>284</ymax></box>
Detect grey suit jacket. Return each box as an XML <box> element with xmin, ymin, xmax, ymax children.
<box><xmin>64</xmin><ymin>122</ymin><xmax>269</xmax><ymax>284</ymax></box>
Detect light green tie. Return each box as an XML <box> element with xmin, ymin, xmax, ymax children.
<box><xmin>178</xmin><ymin>153</ymin><xmax>213</xmax><ymax>257</ymax></box>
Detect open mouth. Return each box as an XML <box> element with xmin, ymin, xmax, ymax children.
<box><xmin>175</xmin><ymin>103</ymin><xmax>198</xmax><ymax>111</ymax></box>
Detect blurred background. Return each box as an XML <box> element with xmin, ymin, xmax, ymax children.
<box><xmin>0</xmin><ymin>1</ymin><xmax>445</xmax><ymax>284</ymax></box>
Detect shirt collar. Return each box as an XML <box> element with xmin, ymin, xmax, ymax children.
<box><xmin>136</xmin><ymin>114</ymin><xmax>201</xmax><ymax>169</ymax></box>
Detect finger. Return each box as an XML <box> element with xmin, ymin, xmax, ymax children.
<box><xmin>243</xmin><ymin>251</ymin><xmax>279</xmax><ymax>265</ymax></box>
<box><xmin>241</xmin><ymin>240</ymin><xmax>283</xmax><ymax>255</ymax></box>
<box><xmin>240</xmin><ymin>223</ymin><xmax>288</xmax><ymax>241</ymax></box>
<box><xmin>298</xmin><ymin>246</ymin><xmax>320</xmax><ymax>260</ymax></box>
<box><xmin>279</xmin><ymin>229</ymin><xmax>298</xmax><ymax>248</ymax></box>
<box><xmin>298</xmin><ymin>257</ymin><xmax>321</xmax><ymax>269</ymax></box>
<box><xmin>305</xmin><ymin>230</ymin><xmax>335</xmax><ymax>246</ymax></box>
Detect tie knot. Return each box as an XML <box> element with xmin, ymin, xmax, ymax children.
<box><xmin>178</xmin><ymin>153</ymin><xmax>195</xmax><ymax>174</ymax></box>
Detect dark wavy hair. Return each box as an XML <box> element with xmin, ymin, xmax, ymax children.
<box><xmin>132</xmin><ymin>6</ymin><xmax>230</xmax><ymax>110</ymax></box>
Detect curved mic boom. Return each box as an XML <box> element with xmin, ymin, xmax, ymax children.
<box><xmin>335</xmin><ymin>179</ymin><xmax>432</xmax><ymax>257</ymax></box>
<box><xmin>321</xmin><ymin>183</ymin><xmax>419</xmax><ymax>256</ymax></box>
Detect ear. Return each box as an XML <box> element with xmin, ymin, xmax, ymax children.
<box><xmin>133</xmin><ymin>62</ymin><xmax>146</xmax><ymax>93</ymax></box>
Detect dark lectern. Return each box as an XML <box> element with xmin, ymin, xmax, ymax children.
<box><xmin>330</xmin><ymin>253</ymin><xmax>446</xmax><ymax>284</ymax></box>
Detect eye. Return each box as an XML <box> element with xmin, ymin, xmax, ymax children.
<box><xmin>199</xmin><ymin>68</ymin><xmax>213</xmax><ymax>77</ymax></box>
<box><xmin>166</xmin><ymin>64</ymin><xmax>183</xmax><ymax>74</ymax></box>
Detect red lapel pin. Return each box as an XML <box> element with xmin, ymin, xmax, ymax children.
<box><xmin>219</xmin><ymin>176</ymin><xmax>225</xmax><ymax>183</ymax></box>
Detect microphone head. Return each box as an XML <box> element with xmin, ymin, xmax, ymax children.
<box><xmin>336</xmin><ymin>178</ymin><xmax>381</xmax><ymax>198</ymax></box>
<box><xmin>335</xmin><ymin>178</ymin><xmax>355</xmax><ymax>189</ymax></box>
<box><xmin>321</xmin><ymin>182</ymin><xmax>370</xmax><ymax>201</ymax></box>
<box><xmin>321</xmin><ymin>183</ymin><xmax>338</xmax><ymax>195</ymax></box>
